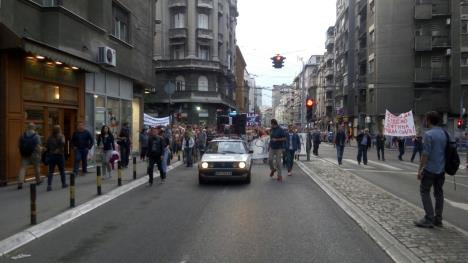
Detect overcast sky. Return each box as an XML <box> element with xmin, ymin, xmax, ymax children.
<box><xmin>236</xmin><ymin>0</ymin><xmax>336</xmax><ymax>106</ymax></box>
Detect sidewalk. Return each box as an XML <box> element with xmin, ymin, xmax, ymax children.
<box><xmin>0</xmin><ymin>158</ymin><xmax>180</xmax><ymax>242</ymax></box>
<box><xmin>299</xmin><ymin>159</ymin><xmax>468</xmax><ymax>263</ymax></box>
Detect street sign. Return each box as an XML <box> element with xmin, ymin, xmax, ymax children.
<box><xmin>164</xmin><ymin>82</ymin><xmax>176</xmax><ymax>95</ymax></box>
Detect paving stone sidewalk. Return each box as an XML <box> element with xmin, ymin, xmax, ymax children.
<box><xmin>300</xmin><ymin>158</ymin><xmax>468</xmax><ymax>263</ymax></box>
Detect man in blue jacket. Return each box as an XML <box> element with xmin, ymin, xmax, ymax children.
<box><xmin>71</xmin><ymin>122</ymin><xmax>94</xmax><ymax>176</ymax></box>
<box><xmin>269</xmin><ymin>119</ymin><xmax>287</xmax><ymax>181</ymax></box>
<box><xmin>285</xmin><ymin>124</ymin><xmax>301</xmax><ymax>176</ymax></box>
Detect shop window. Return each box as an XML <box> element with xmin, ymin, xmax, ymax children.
<box><xmin>112</xmin><ymin>3</ymin><xmax>130</xmax><ymax>42</ymax></box>
<box><xmin>107</xmin><ymin>98</ymin><xmax>121</xmax><ymax>135</ymax></box>
<box><xmin>198</xmin><ymin>76</ymin><xmax>209</xmax><ymax>91</ymax></box>
<box><xmin>121</xmin><ymin>100</ymin><xmax>132</xmax><ymax>127</ymax></box>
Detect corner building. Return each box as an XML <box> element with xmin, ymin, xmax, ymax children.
<box><xmin>147</xmin><ymin>0</ymin><xmax>239</xmax><ymax>126</ymax></box>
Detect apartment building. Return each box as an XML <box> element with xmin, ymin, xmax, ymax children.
<box><xmin>147</xmin><ymin>0</ymin><xmax>239</xmax><ymax>126</ymax></box>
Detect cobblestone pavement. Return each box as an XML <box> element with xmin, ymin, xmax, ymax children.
<box><xmin>300</xmin><ymin>158</ymin><xmax>468</xmax><ymax>263</ymax></box>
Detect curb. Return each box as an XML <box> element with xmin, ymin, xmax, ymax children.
<box><xmin>297</xmin><ymin>161</ymin><xmax>423</xmax><ymax>263</ymax></box>
<box><xmin>0</xmin><ymin>161</ymin><xmax>183</xmax><ymax>257</ymax></box>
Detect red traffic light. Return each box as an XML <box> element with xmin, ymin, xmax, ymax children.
<box><xmin>271</xmin><ymin>54</ymin><xmax>286</xmax><ymax>68</ymax></box>
<box><xmin>306</xmin><ymin>98</ymin><xmax>315</xmax><ymax>108</ymax></box>
<box><xmin>458</xmin><ymin>118</ymin><xmax>463</xmax><ymax>128</ymax></box>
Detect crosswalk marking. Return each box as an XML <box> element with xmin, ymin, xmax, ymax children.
<box><xmin>343</xmin><ymin>159</ymin><xmax>376</xmax><ymax>169</ymax></box>
<box><xmin>366</xmin><ymin>160</ymin><xmax>402</xmax><ymax>171</ymax></box>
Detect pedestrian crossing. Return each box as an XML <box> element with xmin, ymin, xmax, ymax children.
<box><xmin>321</xmin><ymin>157</ymin><xmax>415</xmax><ymax>172</ymax></box>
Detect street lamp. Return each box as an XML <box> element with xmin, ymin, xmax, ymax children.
<box><xmin>196</xmin><ymin>106</ymin><xmax>201</xmax><ymax>111</ymax></box>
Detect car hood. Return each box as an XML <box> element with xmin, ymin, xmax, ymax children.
<box><xmin>201</xmin><ymin>154</ymin><xmax>250</xmax><ymax>162</ymax></box>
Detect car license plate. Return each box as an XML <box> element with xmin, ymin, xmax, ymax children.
<box><xmin>215</xmin><ymin>171</ymin><xmax>232</xmax><ymax>176</ymax></box>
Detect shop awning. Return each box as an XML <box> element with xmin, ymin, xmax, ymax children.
<box><xmin>23</xmin><ymin>40</ymin><xmax>100</xmax><ymax>73</ymax></box>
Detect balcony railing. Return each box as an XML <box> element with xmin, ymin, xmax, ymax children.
<box><xmin>169</xmin><ymin>0</ymin><xmax>187</xmax><ymax>8</ymax></box>
<box><xmin>325</xmin><ymin>36</ymin><xmax>335</xmax><ymax>48</ymax></box>
<box><xmin>169</xmin><ymin>28</ymin><xmax>188</xmax><ymax>39</ymax></box>
<box><xmin>197</xmin><ymin>28</ymin><xmax>214</xmax><ymax>39</ymax></box>
<box><xmin>415</xmin><ymin>0</ymin><xmax>450</xmax><ymax>19</ymax></box>
<box><xmin>155</xmin><ymin>59</ymin><xmax>224</xmax><ymax>72</ymax></box>
<box><xmin>218</xmin><ymin>32</ymin><xmax>224</xmax><ymax>43</ymax></box>
<box><xmin>218</xmin><ymin>2</ymin><xmax>224</xmax><ymax>14</ymax></box>
<box><xmin>324</xmin><ymin>68</ymin><xmax>334</xmax><ymax>77</ymax></box>
<box><xmin>415</xmin><ymin>35</ymin><xmax>451</xmax><ymax>50</ymax></box>
<box><xmin>414</xmin><ymin>67</ymin><xmax>450</xmax><ymax>83</ymax></box>
<box><xmin>198</xmin><ymin>0</ymin><xmax>213</xmax><ymax>9</ymax></box>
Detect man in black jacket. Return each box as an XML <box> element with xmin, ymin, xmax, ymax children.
<box><xmin>376</xmin><ymin>131</ymin><xmax>386</xmax><ymax>161</ymax></box>
<box><xmin>356</xmin><ymin>128</ymin><xmax>372</xmax><ymax>165</ymax></box>
<box><xmin>118</xmin><ymin>122</ymin><xmax>131</xmax><ymax>168</ymax></box>
<box><xmin>147</xmin><ymin>127</ymin><xmax>166</xmax><ymax>185</ymax></box>
<box><xmin>71</xmin><ymin>122</ymin><xmax>94</xmax><ymax>176</ymax></box>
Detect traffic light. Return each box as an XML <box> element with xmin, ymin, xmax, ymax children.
<box><xmin>271</xmin><ymin>54</ymin><xmax>286</xmax><ymax>68</ymax></box>
<box><xmin>457</xmin><ymin>118</ymin><xmax>463</xmax><ymax>129</ymax></box>
<box><xmin>306</xmin><ymin>98</ymin><xmax>315</xmax><ymax>122</ymax></box>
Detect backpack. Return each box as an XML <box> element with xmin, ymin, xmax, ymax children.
<box><xmin>20</xmin><ymin>133</ymin><xmax>38</xmax><ymax>157</ymax></box>
<box><xmin>443</xmin><ymin>130</ymin><xmax>460</xmax><ymax>176</ymax></box>
<box><xmin>150</xmin><ymin>136</ymin><xmax>163</xmax><ymax>156</ymax></box>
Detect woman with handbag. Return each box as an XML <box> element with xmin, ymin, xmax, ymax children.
<box><xmin>46</xmin><ymin>125</ymin><xmax>67</xmax><ymax>191</ymax></box>
<box><xmin>97</xmin><ymin>125</ymin><xmax>115</xmax><ymax>179</ymax></box>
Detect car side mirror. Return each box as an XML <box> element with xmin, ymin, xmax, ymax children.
<box><xmin>249</xmin><ymin>150</ymin><xmax>254</xmax><ymax>154</ymax></box>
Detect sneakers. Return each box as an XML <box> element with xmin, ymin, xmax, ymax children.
<box><xmin>62</xmin><ymin>184</ymin><xmax>68</xmax><ymax>189</ymax></box>
<box><xmin>287</xmin><ymin>172</ymin><xmax>292</xmax><ymax>176</ymax></box>
<box><xmin>434</xmin><ymin>219</ymin><xmax>443</xmax><ymax>227</ymax></box>
<box><xmin>17</xmin><ymin>183</ymin><xmax>23</xmax><ymax>190</ymax></box>
<box><xmin>414</xmin><ymin>218</ymin><xmax>434</xmax><ymax>228</ymax></box>
<box><xmin>277</xmin><ymin>175</ymin><xmax>283</xmax><ymax>182</ymax></box>
<box><xmin>47</xmin><ymin>185</ymin><xmax>52</xmax><ymax>192</ymax></box>
<box><xmin>269</xmin><ymin>169</ymin><xmax>277</xmax><ymax>177</ymax></box>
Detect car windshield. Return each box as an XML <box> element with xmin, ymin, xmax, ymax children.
<box><xmin>205</xmin><ymin>141</ymin><xmax>247</xmax><ymax>154</ymax></box>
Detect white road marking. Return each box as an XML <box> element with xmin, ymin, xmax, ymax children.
<box><xmin>343</xmin><ymin>159</ymin><xmax>376</xmax><ymax>169</ymax></box>
<box><xmin>323</xmin><ymin>157</ymin><xmax>339</xmax><ymax>165</ymax></box>
<box><xmin>446</xmin><ymin>199</ymin><xmax>468</xmax><ymax>211</ymax></box>
<box><xmin>342</xmin><ymin>169</ymin><xmax>409</xmax><ymax>175</ymax></box>
<box><xmin>366</xmin><ymin>160</ymin><xmax>402</xmax><ymax>171</ymax></box>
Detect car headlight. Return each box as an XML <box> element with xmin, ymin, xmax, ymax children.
<box><xmin>238</xmin><ymin>162</ymin><xmax>246</xmax><ymax>169</ymax></box>
<box><xmin>201</xmin><ymin>162</ymin><xmax>209</xmax><ymax>169</ymax></box>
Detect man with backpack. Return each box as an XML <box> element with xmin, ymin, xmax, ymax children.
<box><xmin>414</xmin><ymin>111</ymin><xmax>456</xmax><ymax>228</ymax></box>
<box><xmin>147</xmin><ymin>126</ymin><xmax>166</xmax><ymax>185</ymax></box>
<box><xmin>71</xmin><ymin>122</ymin><xmax>94</xmax><ymax>176</ymax></box>
<box><xmin>17</xmin><ymin>123</ymin><xmax>43</xmax><ymax>189</ymax></box>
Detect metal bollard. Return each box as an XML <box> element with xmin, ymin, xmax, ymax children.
<box><xmin>133</xmin><ymin>157</ymin><xmax>137</xmax><ymax>180</ymax></box>
<box><xmin>30</xmin><ymin>184</ymin><xmax>37</xmax><ymax>225</ymax></box>
<box><xmin>97</xmin><ymin>166</ymin><xmax>102</xmax><ymax>195</ymax></box>
<box><xmin>69</xmin><ymin>173</ymin><xmax>75</xmax><ymax>208</ymax></box>
<box><xmin>118</xmin><ymin>161</ymin><xmax>122</xmax><ymax>186</ymax></box>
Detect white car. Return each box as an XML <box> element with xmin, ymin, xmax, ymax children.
<box><xmin>198</xmin><ymin>139</ymin><xmax>253</xmax><ymax>184</ymax></box>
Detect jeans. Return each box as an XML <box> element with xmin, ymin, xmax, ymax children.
<box><xmin>420</xmin><ymin>170</ymin><xmax>445</xmax><ymax>222</ymax></box>
<box><xmin>184</xmin><ymin>148</ymin><xmax>193</xmax><ymax>167</ymax></box>
<box><xmin>377</xmin><ymin>146</ymin><xmax>385</xmax><ymax>160</ymax></box>
<box><xmin>357</xmin><ymin>145</ymin><xmax>368</xmax><ymax>164</ymax></box>
<box><xmin>269</xmin><ymin>149</ymin><xmax>283</xmax><ymax>177</ymax></box>
<box><xmin>73</xmin><ymin>148</ymin><xmax>89</xmax><ymax>175</ymax></box>
<box><xmin>120</xmin><ymin>145</ymin><xmax>130</xmax><ymax>167</ymax></box>
<box><xmin>411</xmin><ymin>147</ymin><xmax>423</xmax><ymax>162</ymax></box>
<box><xmin>313</xmin><ymin>142</ymin><xmax>320</xmax><ymax>155</ymax></box>
<box><xmin>47</xmin><ymin>154</ymin><xmax>66</xmax><ymax>186</ymax></box>
<box><xmin>336</xmin><ymin>145</ymin><xmax>344</xmax><ymax>164</ymax></box>
<box><xmin>398</xmin><ymin>146</ymin><xmax>405</xmax><ymax>160</ymax></box>
<box><xmin>147</xmin><ymin>154</ymin><xmax>164</xmax><ymax>183</ymax></box>
<box><xmin>162</xmin><ymin>148</ymin><xmax>170</xmax><ymax>173</ymax></box>
<box><xmin>285</xmin><ymin>149</ymin><xmax>296</xmax><ymax>172</ymax></box>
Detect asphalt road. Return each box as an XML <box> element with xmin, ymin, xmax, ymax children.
<box><xmin>1</xmin><ymin>162</ymin><xmax>391</xmax><ymax>263</ymax></box>
<box><xmin>313</xmin><ymin>143</ymin><xmax>468</xmax><ymax>232</ymax></box>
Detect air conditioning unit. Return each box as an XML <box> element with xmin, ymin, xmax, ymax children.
<box><xmin>98</xmin><ymin>47</ymin><xmax>116</xmax><ymax>67</ymax></box>
<box><xmin>446</xmin><ymin>48</ymin><xmax>451</xmax><ymax>56</ymax></box>
<box><xmin>446</xmin><ymin>18</ymin><xmax>451</xmax><ymax>26</ymax></box>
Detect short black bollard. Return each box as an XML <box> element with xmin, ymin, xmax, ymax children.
<box><xmin>30</xmin><ymin>184</ymin><xmax>37</xmax><ymax>225</ymax></box>
<box><xmin>96</xmin><ymin>166</ymin><xmax>102</xmax><ymax>195</ymax></box>
<box><xmin>69</xmin><ymin>173</ymin><xmax>75</xmax><ymax>208</ymax></box>
<box><xmin>118</xmin><ymin>161</ymin><xmax>122</xmax><ymax>186</ymax></box>
<box><xmin>133</xmin><ymin>157</ymin><xmax>137</xmax><ymax>180</ymax></box>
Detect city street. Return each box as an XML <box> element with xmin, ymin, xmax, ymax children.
<box><xmin>313</xmin><ymin>143</ymin><xmax>468</xmax><ymax>233</ymax></box>
<box><xmin>1</xmin><ymin>163</ymin><xmax>392</xmax><ymax>263</ymax></box>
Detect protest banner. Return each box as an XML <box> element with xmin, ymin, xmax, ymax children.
<box><xmin>144</xmin><ymin>114</ymin><xmax>170</xmax><ymax>127</ymax></box>
<box><xmin>250</xmin><ymin>136</ymin><xmax>269</xmax><ymax>160</ymax></box>
<box><xmin>384</xmin><ymin>110</ymin><xmax>416</xmax><ymax>137</ymax></box>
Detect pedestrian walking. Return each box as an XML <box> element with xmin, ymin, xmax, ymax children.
<box><xmin>312</xmin><ymin>128</ymin><xmax>321</xmax><ymax>156</ymax></box>
<box><xmin>334</xmin><ymin>126</ymin><xmax>347</xmax><ymax>165</ymax></box>
<box><xmin>376</xmin><ymin>131</ymin><xmax>386</xmax><ymax>161</ymax></box>
<box><xmin>268</xmin><ymin>119</ymin><xmax>287</xmax><ymax>181</ymax></box>
<box><xmin>147</xmin><ymin>127</ymin><xmax>166</xmax><ymax>185</ymax></box>
<box><xmin>397</xmin><ymin>137</ymin><xmax>405</xmax><ymax>161</ymax></box>
<box><xmin>117</xmin><ymin>122</ymin><xmax>131</xmax><ymax>168</ymax></box>
<box><xmin>45</xmin><ymin>125</ymin><xmax>67</xmax><ymax>191</ymax></box>
<box><xmin>17</xmin><ymin>123</ymin><xmax>43</xmax><ymax>189</ymax></box>
<box><xmin>285</xmin><ymin>124</ymin><xmax>301</xmax><ymax>176</ymax></box>
<box><xmin>306</xmin><ymin>128</ymin><xmax>312</xmax><ymax>161</ymax></box>
<box><xmin>71</xmin><ymin>122</ymin><xmax>94</xmax><ymax>176</ymax></box>
<box><xmin>139</xmin><ymin>128</ymin><xmax>149</xmax><ymax>161</ymax></box>
<box><xmin>182</xmin><ymin>130</ymin><xmax>195</xmax><ymax>167</ymax></box>
<box><xmin>197</xmin><ymin>128</ymin><xmax>208</xmax><ymax>157</ymax></box>
<box><xmin>172</xmin><ymin>129</ymin><xmax>182</xmax><ymax>161</ymax></box>
<box><xmin>162</xmin><ymin>128</ymin><xmax>171</xmax><ymax>175</ymax></box>
<box><xmin>97</xmin><ymin>125</ymin><xmax>115</xmax><ymax>179</ymax></box>
<box><xmin>356</xmin><ymin>128</ymin><xmax>372</xmax><ymax>165</ymax></box>
<box><xmin>414</xmin><ymin>111</ymin><xmax>447</xmax><ymax>228</ymax></box>
<box><xmin>411</xmin><ymin>134</ymin><xmax>423</xmax><ymax>163</ymax></box>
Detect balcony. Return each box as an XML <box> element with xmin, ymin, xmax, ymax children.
<box><xmin>169</xmin><ymin>28</ymin><xmax>187</xmax><ymax>39</ymax></box>
<box><xmin>169</xmin><ymin>0</ymin><xmax>187</xmax><ymax>8</ymax></box>
<box><xmin>462</xmin><ymin>35</ymin><xmax>468</xmax><ymax>47</ymax></box>
<box><xmin>218</xmin><ymin>2</ymin><xmax>224</xmax><ymax>14</ymax></box>
<box><xmin>325</xmin><ymin>36</ymin><xmax>335</xmax><ymax>48</ymax></box>
<box><xmin>415</xmin><ymin>35</ymin><xmax>451</xmax><ymax>51</ymax></box>
<box><xmin>415</xmin><ymin>0</ymin><xmax>450</xmax><ymax>19</ymax></box>
<box><xmin>325</xmin><ymin>52</ymin><xmax>334</xmax><ymax>62</ymax></box>
<box><xmin>155</xmin><ymin>59</ymin><xmax>224</xmax><ymax>72</ymax></box>
<box><xmin>358</xmin><ymin>48</ymin><xmax>367</xmax><ymax>62</ymax></box>
<box><xmin>462</xmin><ymin>67</ymin><xmax>468</xmax><ymax>85</ymax></box>
<box><xmin>414</xmin><ymin>67</ymin><xmax>450</xmax><ymax>83</ymax></box>
<box><xmin>198</xmin><ymin>0</ymin><xmax>213</xmax><ymax>9</ymax></box>
<box><xmin>197</xmin><ymin>28</ymin><xmax>214</xmax><ymax>39</ymax></box>
<box><xmin>357</xmin><ymin>0</ymin><xmax>367</xmax><ymax>12</ymax></box>
<box><xmin>218</xmin><ymin>33</ymin><xmax>224</xmax><ymax>44</ymax></box>
<box><xmin>324</xmin><ymin>68</ymin><xmax>334</xmax><ymax>77</ymax></box>
<box><xmin>432</xmin><ymin>36</ymin><xmax>450</xmax><ymax>48</ymax></box>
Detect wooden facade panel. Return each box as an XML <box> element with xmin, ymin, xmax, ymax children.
<box><xmin>6</xmin><ymin>119</ymin><xmax>22</xmax><ymax>182</ymax></box>
<box><xmin>0</xmin><ymin>53</ymin><xmax>6</xmax><ymax>184</ymax></box>
<box><xmin>6</xmin><ymin>53</ymin><xmax>22</xmax><ymax>114</ymax></box>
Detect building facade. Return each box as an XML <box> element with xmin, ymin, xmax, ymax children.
<box><xmin>0</xmin><ymin>0</ymin><xmax>155</xmax><ymax>184</ymax></box>
<box><xmin>147</xmin><ymin>0</ymin><xmax>239</xmax><ymax>126</ymax></box>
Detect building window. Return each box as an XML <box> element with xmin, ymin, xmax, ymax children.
<box><xmin>369</xmin><ymin>89</ymin><xmax>375</xmax><ymax>103</ymax></box>
<box><xmin>112</xmin><ymin>3</ymin><xmax>130</xmax><ymax>42</ymax></box>
<box><xmin>198</xmin><ymin>76</ymin><xmax>209</xmax><ymax>91</ymax></box>
<box><xmin>369</xmin><ymin>29</ymin><xmax>375</xmax><ymax>45</ymax></box>
<box><xmin>171</xmin><ymin>45</ymin><xmax>185</xmax><ymax>60</ymax></box>
<box><xmin>176</xmin><ymin>76</ymin><xmax>185</xmax><ymax>91</ymax></box>
<box><xmin>462</xmin><ymin>20</ymin><xmax>468</xmax><ymax>34</ymax></box>
<box><xmin>173</xmin><ymin>12</ymin><xmax>185</xmax><ymax>28</ymax></box>
<box><xmin>368</xmin><ymin>59</ymin><xmax>375</xmax><ymax>73</ymax></box>
<box><xmin>369</xmin><ymin>0</ymin><xmax>375</xmax><ymax>15</ymax></box>
<box><xmin>198</xmin><ymin>13</ymin><xmax>209</xmax><ymax>29</ymax></box>
<box><xmin>198</xmin><ymin>45</ymin><xmax>210</xmax><ymax>60</ymax></box>
<box><xmin>462</xmin><ymin>53</ymin><xmax>468</xmax><ymax>66</ymax></box>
